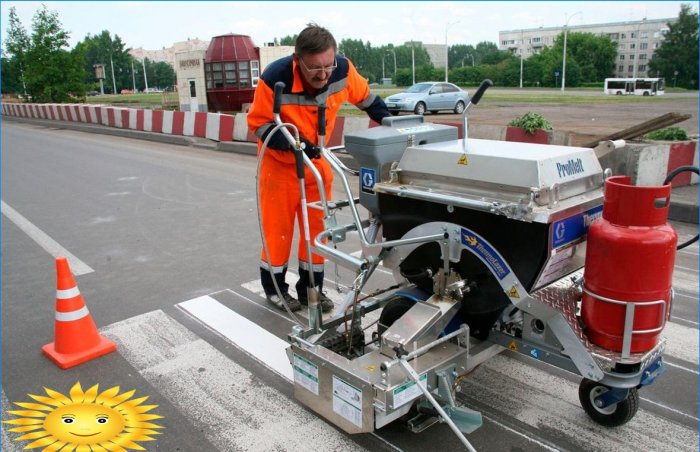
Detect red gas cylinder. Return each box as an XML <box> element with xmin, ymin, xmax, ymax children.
<box><xmin>582</xmin><ymin>176</ymin><xmax>677</xmax><ymax>353</ymax></box>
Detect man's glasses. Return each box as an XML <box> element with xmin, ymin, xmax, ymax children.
<box><xmin>299</xmin><ymin>57</ymin><xmax>337</xmax><ymax>75</ymax></box>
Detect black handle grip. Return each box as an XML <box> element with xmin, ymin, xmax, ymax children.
<box><xmin>273</xmin><ymin>81</ymin><xmax>285</xmax><ymax>114</ymax></box>
<box><xmin>318</xmin><ymin>104</ymin><xmax>326</xmax><ymax>137</ymax></box>
<box><xmin>470</xmin><ymin>79</ymin><xmax>493</xmax><ymax>105</ymax></box>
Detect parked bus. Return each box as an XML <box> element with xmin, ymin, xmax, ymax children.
<box><xmin>603</xmin><ymin>78</ymin><xmax>665</xmax><ymax>96</ymax></box>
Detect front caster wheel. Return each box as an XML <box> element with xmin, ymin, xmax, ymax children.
<box><xmin>578</xmin><ymin>378</ymin><xmax>639</xmax><ymax>427</ymax></box>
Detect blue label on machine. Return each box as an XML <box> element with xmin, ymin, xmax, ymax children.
<box><xmin>360</xmin><ymin>167</ymin><xmax>376</xmax><ymax>194</ymax></box>
<box><xmin>460</xmin><ymin>228</ymin><xmax>510</xmax><ymax>280</ymax></box>
<box><xmin>551</xmin><ymin>205</ymin><xmax>603</xmax><ymax>249</ymax></box>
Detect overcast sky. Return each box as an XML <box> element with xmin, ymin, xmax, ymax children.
<box><xmin>1</xmin><ymin>1</ymin><xmax>687</xmax><ymax>52</ymax></box>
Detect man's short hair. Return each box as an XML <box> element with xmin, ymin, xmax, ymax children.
<box><xmin>295</xmin><ymin>23</ymin><xmax>337</xmax><ymax>56</ymax></box>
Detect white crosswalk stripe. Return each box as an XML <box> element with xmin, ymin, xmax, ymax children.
<box><xmin>101</xmin><ymin>309</ymin><xmax>367</xmax><ymax>452</ymax></box>
<box><xmin>95</xmin><ymin>276</ymin><xmax>698</xmax><ymax>452</ymax></box>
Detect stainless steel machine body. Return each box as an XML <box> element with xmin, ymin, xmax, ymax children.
<box><xmin>285</xmin><ymin>114</ymin><xmax>666</xmax><ymax>443</ymax></box>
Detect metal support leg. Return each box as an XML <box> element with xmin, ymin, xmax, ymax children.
<box><xmin>398</xmin><ymin>359</ymin><xmax>477</xmax><ymax>452</ymax></box>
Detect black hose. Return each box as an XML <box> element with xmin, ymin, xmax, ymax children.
<box><xmin>663</xmin><ymin>165</ymin><xmax>699</xmax><ymax>250</ymax></box>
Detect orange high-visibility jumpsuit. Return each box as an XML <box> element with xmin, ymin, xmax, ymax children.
<box><xmin>248</xmin><ymin>54</ymin><xmax>389</xmax><ymax>299</ymax></box>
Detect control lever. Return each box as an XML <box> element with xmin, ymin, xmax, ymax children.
<box><xmin>462</xmin><ymin>79</ymin><xmax>493</xmax><ymax>152</ymax></box>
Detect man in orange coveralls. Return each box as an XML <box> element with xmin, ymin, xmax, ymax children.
<box><xmin>248</xmin><ymin>23</ymin><xmax>390</xmax><ymax>312</ymax></box>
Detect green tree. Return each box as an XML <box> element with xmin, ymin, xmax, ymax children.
<box><xmin>554</xmin><ymin>31</ymin><xmax>617</xmax><ymax>82</ymax></box>
<box><xmin>4</xmin><ymin>6</ymin><xmax>30</xmax><ymax>95</ymax></box>
<box><xmin>19</xmin><ymin>4</ymin><xmax>87</xmax><ymax>101</ymax></box>
<box><xmin>649</xmin><ymin>3</ymin><xmax>699</xmax><ymax>89</ymax></box>
<box><xmin>74</xmin><ymin>30</ymin><xmax>132</xmax><ymax>94</ymax></box>
<box><xmin>1</xmin><ymin>53</ymin><xmax>25</xmax><ymax>94</ymax></box>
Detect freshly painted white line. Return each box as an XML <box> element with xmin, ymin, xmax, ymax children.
<box><xmin>178</xmin><ymin>295</ymin><xmax>293</xmax><ymax>380</ymax></box>
<box><xmin>481</xmin><ymin>414</ymin><xmax>560</xmax><ymax>452</ymax></box>
<box><xmin>1</xmin><ymin>200</ymin><xmax>94</xmax><ymax>275</ymax></box>
<box><xmin>640</xmin><ymin>396</ymin><xmax>700</xmax><ymax>422</ymax></box>
<box><xmin>663</xmin><ymin>360</ymin><xmax>699</xmax><ymax>375</ymax></box>
<box><xmin>663</xmin><ymin>321</ymin><xmax>699</xmax><ymax>365</ymax></box>
<box><xmin>670</xmin><ymin>315</ymin><xmax>698</xmax><ymax>327</ymax></box>
<box><xmin>2</xmin><ymin>389</ymin><xmax>23</xmax><ymax>452</ymax></box>
<box><xmin>102</xmin><ymin>310</ymin><xmax>367</xmax><ymax>451</ymax></box>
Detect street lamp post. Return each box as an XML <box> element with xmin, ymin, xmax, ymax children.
<box><xmin>110</xmin><ymin>55</ymin><xmax>117</xmax><ymax>94</ymax></box>
<box><xmin>411</xmin><ymin>40</ymin><xmax>415</xmax><ymax>85</ymax></box>
<box><xmin>142</xmin><ymin>57</ymin><xmax>149</xmax><ymax>92</ymax></box>
<box><xmin>445</xmin><ymin>21</ymin><xmax>460</xmax><ymax>82</ymax></box>
<box><xmin>519</xmin><ymin>30</ymin><xmax>524</xmax><ymax>88</ymax></box>
<box><xmin>387</xmin><ymin>49</ymin><xmax>397</xmax><ymax>79</ymax></box>
<box><xmin>561</xmin><ymin>11</ymin><xmax>582</xmax><ymax>92</ymax></box>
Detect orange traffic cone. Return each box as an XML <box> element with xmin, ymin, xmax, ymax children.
<box><xmin>42</xmin><ymin>257</ymin><xmax>116</xmax><ymax>369</ymax></box>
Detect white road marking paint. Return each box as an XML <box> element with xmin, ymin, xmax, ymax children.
<box><xmin>463</xmin><ymin>354</ymin><xmax>698</xmax><ymax>452</ymax></box>
<box><xmin>640</xmin><ymin>396</ymin><xmax>699</xmax><ymax>422</ymax></box>
<box><xmin>1</xmin><ymin>200</ymin><xmax>94</xmax><ymax>275</ymax></box>
<box><xmin>480</xmin><ymin>414</ymin><xmax>560</xmax><ymax>452</ymax></box>
<box><xmin>670</xmin><ymin>315</ymin><xmax>698</xmax><ymax>327</ymax></box>
<box><xmin>662</xmin><ymin>321</ymin><xmax>699</xmax><ymax>365</ymax></box>
<box><xmin>664</xmin><ymin>360</ymin><xmax>699</xmax><ymax>375</ymax></box>
<box><xmin>178</xmin><ymin>295</ymin><xmax>293</xmax><ymax>380</ymax></box>
<box><xmin>105</xmin><ymin>192</ymin><xmax>132</xmax><ymax>196</ymax></box>
<box><xmin>2</xmin><ymin>389</ymin><xmax>23</xmax><ymax>452</ymax></box>
<box><xmin>101</xmin><ymin>310</ymin><xmax>367</xmax><ymax>452</ymax></box>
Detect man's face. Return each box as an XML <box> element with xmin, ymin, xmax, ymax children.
<box><xmin>297</xmin><ymin>48</ymin><xmax>336</xmax><ymax>90</ymax></box>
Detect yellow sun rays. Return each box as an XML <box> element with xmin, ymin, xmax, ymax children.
<box><xmin>3</xmin><ymin>382</ymin><xmax>164</xmax><ymax>451</ymax></box>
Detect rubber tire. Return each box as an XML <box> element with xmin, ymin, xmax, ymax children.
<box><xmin>615</xmin><ymin>91</ymin><xmax>622</xmax><ymax>95</ymax></box>
<box><xmin>643</xmin><ymin>91</ymin><xmax>650</xmax><ymax>96</ymax></box>
<box><xmin>454</xmin><ymin>100</ymin><xmax>465</xmax><ymax>114</ymax></box>
<box><xmin>578</xmin><ymin>378</ymin><xmax>639</xmax><ymax>427</ymax></box>
<box><xmin>414</xmin><ymin>102</ymin><xmax>426</xmax><ymax>115</ymax></box>
<box><xmin>390</xmin><ymin>111</ymin><xmax>399</xmax><ymax>116</ymax></box>
<box><xmin>378</xmin><ymin>297</ymin><xmax>416</xmax><ymax>336</ymax></box>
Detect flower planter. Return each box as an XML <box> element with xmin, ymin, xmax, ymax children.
<box><xmin>505</xmin><ymin>126</ymin><xmax>550</xmax><ymax>144</ymax></box>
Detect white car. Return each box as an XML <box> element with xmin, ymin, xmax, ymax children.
<box><xmin>385</xmin><ymin>82</ymin><xmax>470</xmax><ymax>115</ymax></box>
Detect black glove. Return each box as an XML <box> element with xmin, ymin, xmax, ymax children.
<box><xmin>299</xmin><ymin>137</ymin><xmax>321</xmax><ymax>159</ymax></box>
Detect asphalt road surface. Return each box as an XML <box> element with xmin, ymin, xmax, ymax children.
<box><xmin>2</xmin><ymin>121</ymin><xmax>698</xmax><ymax>451</ymax></box>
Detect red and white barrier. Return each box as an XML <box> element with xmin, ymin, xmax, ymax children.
<box><xmin>3</xmin><ymin>102</ymin><xmax>697</xmax><ymax>186</ymax></box>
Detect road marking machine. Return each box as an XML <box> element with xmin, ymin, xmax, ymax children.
<box><xmin>258</xmin><ymin>80</ymin><xmax>694</xmax><ymax>450</ymax></box>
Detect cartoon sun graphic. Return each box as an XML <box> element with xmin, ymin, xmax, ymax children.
<box><xmin>3</xmin><ymin>382</ymin><xmax>164</xmax><ymax>451</ymax></box>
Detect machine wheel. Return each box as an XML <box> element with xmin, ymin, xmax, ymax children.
<box><xmin>643</xmin><ymin>91</ymin><xmax>650</xmax><ymax>96</ymax></box>
<box><xmin>390</xmin><ymin>111</ymin><xmax>399</xmax><ymax>116</ymax></box>
<box><xmin>454</xmin><ymin>100</ymin><xmax>465</xmax><ymax>114</ymax></box>
<box><xmin>414</xmin><ymin>102</ymin><xmax>426</xmax><ymax>115</ymax></box>
<box><xmin>578</xmin><ymin>378</ymin><xmax>639</xmax><ymax>427</ymax></box>
<box><xmin>615</xmin><ymin>91</ymin><xmax>623</xmax><ymax>95</ymax></box>
<box><xmin>377</xmin><ymin>297</ymin><xmax>416</xmax><ymax>336</ymax></box>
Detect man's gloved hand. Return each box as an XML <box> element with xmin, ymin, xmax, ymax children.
<box><xmin>299</xmin><ymin>137</ymin><xmax>321</xmax><ymax>159</ymax></box>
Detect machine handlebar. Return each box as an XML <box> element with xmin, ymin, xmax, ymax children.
<box><xmin>470</xmin><ymin>79</ymin><xmax>493</xmax><ymax>105</ymax></box>
<box><xmin>273</xmin><ymin>81</ymin><xmax>285</xmax><ymax>114</ymax></box>
<box><xmin>318</xmin><ymin>104</ymin><xmax>326</xmax><ymax>137</ymax></box>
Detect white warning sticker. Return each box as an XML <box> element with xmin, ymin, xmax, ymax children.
<box><xmin>332</xmin><ymin>375</ymin><xmax>363</xmax><ymax>428</ymax></box>
<box><xmin>393</xmin><ymin>373</ymin><xmax>428</xmax><ymax>408</ymax></box>
<box><xmin>293</xmin><ymin>353</ymin><xmax>319</xmax><ymax>395</ymax></box>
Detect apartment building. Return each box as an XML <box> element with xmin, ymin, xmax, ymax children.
<box><xmin>499</xmin><ymin>18</ymin><xmax>676</xmax><ymax>78</ymax></box>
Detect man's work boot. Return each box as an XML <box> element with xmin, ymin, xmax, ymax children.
<box><xmin>266</xmin><ymin>292</ymin><xmax>301</xmax><ymax>312</ymax></box>
<box><xmin>299</xmin><ymin>292</ymin><xmax>334</xmax><ymax>313</ymax></box>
